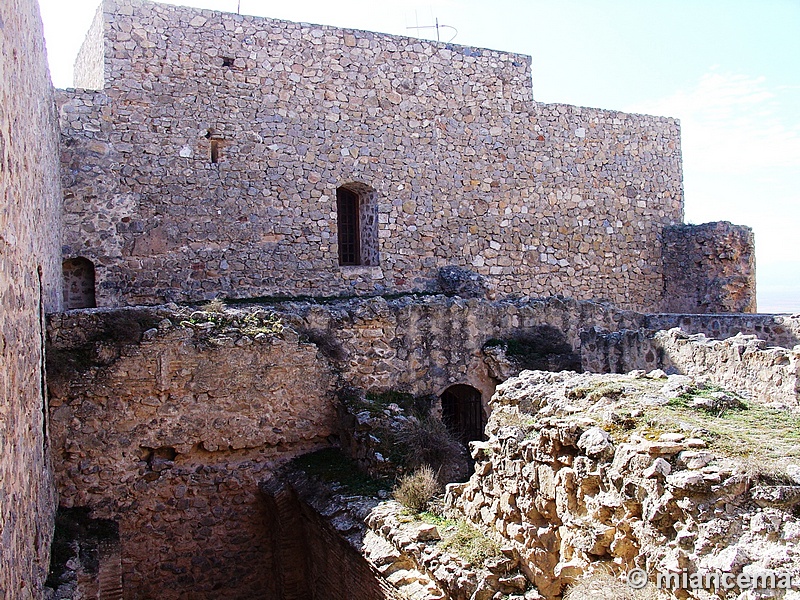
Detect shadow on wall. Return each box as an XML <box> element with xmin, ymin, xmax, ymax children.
<box><xmin>482</xmin><ymin>325</ymin><xmax>582</xmax><ymax>382</ymax></box>
<box><xmin>45</xmin><ymin>508</ymin><xmax>121</xmax><ymax>599</ymax></box>
<box><xmin>440</xmin><ymin>384</ymin><xmax>486</xmax><ymax>445</ymax></box>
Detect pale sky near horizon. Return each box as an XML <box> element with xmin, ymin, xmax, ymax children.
<box><xmin>37</xmin><ymin>0</ymin><xmax>800</xmax><ymax>313</ymax></box>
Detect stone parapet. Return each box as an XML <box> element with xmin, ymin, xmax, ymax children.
<box><xmin>581</xmin><ymin>327</ymin><xmax>799</xmax><ymax>406</ymax></box>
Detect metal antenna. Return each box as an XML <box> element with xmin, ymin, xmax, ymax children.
<box><xmin>406</xmin><ymin>17</ymin><xmax>458</xmax><ymax>43</ymax></box>
<box><xmin>237</xmin><ymin>0</ymin><xmax>241</xmax><ymax>14</ymax></box>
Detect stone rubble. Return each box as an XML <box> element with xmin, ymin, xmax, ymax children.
<box><xmin>445</xmin><ymin>370</ymin><xmax>800</xmax><ymax>599</ymax></box>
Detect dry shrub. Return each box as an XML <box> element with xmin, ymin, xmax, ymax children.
<box><xmin>393</xmin><ymin>465</ymin><xmax>441</xmax><ymax>512</ymax></box>
<box><xmin>395</xmin><ymin>416</ymin><xmax>467</xmax><ymax>480</ymax></box>
<box><xmin>200</xmin><ymin>298</ymin><xmax>226</xmax><ymax>313</ymax></box>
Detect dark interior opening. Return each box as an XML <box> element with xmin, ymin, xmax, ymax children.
<box><xmin>440</xmin><ymin>384</ymin><xmax>486</xmax><ymax>445</ymax></box>
<box><xmin>337</xmin><ymin>187</ymin><xmax>361</xmax><ymax>266</ymax></box>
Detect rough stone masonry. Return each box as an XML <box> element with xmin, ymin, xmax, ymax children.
<box><xmin>57</xmin><ymin>0</ymin><xmax>755</xmax><ymax>312</ymax></box>
<box><xmin>0</xmin><ymin>0</ymin><xmax>769</xmax><ymax>597</ymax></box>
<box><xmin>0</xmin><ymin>0</ymin><xmax>63</xmax><ymax>597</ymax></box>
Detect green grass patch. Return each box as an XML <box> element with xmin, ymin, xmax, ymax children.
<box><xmin>291</xmin><ymin>448</ymin><xmax>389</xmax><ymax>496</ymax></box>
<box><xmin>409</xmin><ymin>511</ymin><xmax>502</xmax><ymax>564</ymax></box>
<box><xmin>551</xmin><ymin>376</ymin><xmax>800</xmax><ymax>479</ymax></box>
<box><xmin>417</xmin><ymin>511</ymin><xmax>457</xmax><ymax>529</ymax></box>
<box><xmin>439</xmin><ymin>519</ymin><xmax>502</xmax><ymax>565</ymax></box>
<box><xmin>645</xmin><ymin>391</ymin><xmax>800</xmax><ymax>476</ymax></box>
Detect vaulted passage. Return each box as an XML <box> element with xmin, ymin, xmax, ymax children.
<box><xmin>441</xmin><ymin>384</ymin><xmax>486</xmax><ymax>445</ymax></box>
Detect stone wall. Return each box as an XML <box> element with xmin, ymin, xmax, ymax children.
<box><xmin>645</xmin><ymin>312</ymin><xmax>800</xmax><ymax>348</ymax></box>
<box><xmin>0</xmin><ymin>0</ymin><xmax>63</xmax><ymax>596</ymax></box>
<box><xmin>279</xmin><ymin>295</ymin><xmax>643</xmax><ymax>400</ymax></box>
<box><xmin>264</xmin><ymin>476</ymin><xmax>405</xmax><ymax>600</ymax></box>
<box><xmin>662</xmin><ymin>222</ymin><xmax>756</xmax><ymax>313</ymax></box>
<box><xmin>47</xmin><ymin>307</ymin><xmax>336</xmax><ymax>598</ymax></box>
<box><xmin>45</xmin><ymin>296</ymin><xmax>644</xmax><ymax>595</ymax></box>
<box><xmin>57</xmin><ymin>0</ymin><xmax>686</xmax><ymax>311</ymax></box>
<box><xmin>580</xmin><ymin>327</ymin><xmax>799</xmax><ymax>406</ymax></box>
<box><xmin>73</xmin><ymin>3</ymin><xmax>104</xmax><ymax>89</ymax></box>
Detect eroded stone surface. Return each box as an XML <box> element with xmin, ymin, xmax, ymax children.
<box><xmin>581</xmin><ymin>327</ymin><xmax>800</xmax><ymax>406</ymax></box>
<box><xmin>0</xmin><ymin>0</ymin><xmax>63</xmax><ymax>596</ymax></box>
<box><xmin>447</xmin><ymin>370</ymin><xmax>800</xmax><ymax>598</ymax></box>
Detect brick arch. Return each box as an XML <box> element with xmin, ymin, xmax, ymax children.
<box><xmin>336</xmin><ymin>182</ymin><xmax>379</xmax><ymax>267</ymax></box>
<box><xmin>62</xmin><ymin>257</ymin><xmax>96</xmax><ymax>309</ymax></box>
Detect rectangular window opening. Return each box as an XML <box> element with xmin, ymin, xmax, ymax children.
<box><xmin>210</xmin><ymin>139</ymin><xmax>221</xmax><ymax>164</ymax></box>
<box><xmin>337</xmin><ymin>188</ymin><xmax>361</xmax><ymax>266</ymax></box>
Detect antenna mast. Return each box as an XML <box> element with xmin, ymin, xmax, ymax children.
<box><xmin>406</xmin><ymin>17</ymin><xmax>458</xmax><ymax>43</ymax></box>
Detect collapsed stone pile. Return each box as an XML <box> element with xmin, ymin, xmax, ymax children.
<box><xmin>445</xmin><ymin>370</ymin><xmax>800</xmax><ymax>598</ymax></box>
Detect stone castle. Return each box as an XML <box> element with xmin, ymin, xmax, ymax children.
<box><xmin>4</xmin><ymin>0</ymin><xmax>793</xmax><ymax>599</ymax></box>
<box><xmin>57</xmin><ymin>0</ymin><xmax>756</xmax><ymax>312</ymax></box>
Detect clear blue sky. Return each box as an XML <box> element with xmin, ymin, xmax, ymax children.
<box><xmin>38</xmin><ymin>0</ymin><xmax>800</xmax><ymax>313</ymax></box>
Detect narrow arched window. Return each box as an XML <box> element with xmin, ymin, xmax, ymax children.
<box><xmin>336</xmin><ymin>182</ymin><xmax>379</xmax><ymax>267</ymax></box>
<box><xmin>62</xmin><ymin>257</ymin><xmax>96</xmax><ymax>309</ymax></box>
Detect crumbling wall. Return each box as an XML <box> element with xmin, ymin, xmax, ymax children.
<box><xmin>58</xmin><ymin>0</ymin><xmax>684</xmax><ymax>311</ymax></box>
<box><xmin>263</xmin><ymin>476</ymin><xmax>405</xmax><ymax>600</ymax></box>
<box><xmin>0</xmin><ymin>0</ymin><xmax>63</xmax><ymax>596</ymax></box>
<box><xmin>282</xmin><ymin>295</ymin><xmax>643</xmax><ymax>398</ymax></box>
<box><xmin>447</xmin><ymin>370</ymin><xmax>800</xmax><ymax>599</ymax></box>
<box><xmin>662</xmin><ymin>222</ymin><xmax>756</xmax><ymax>313</ymax></box>
<box><xmin>580</xmin><ymin>327</ymin><xmax>799</xmax><ymax>406</ymax></box>
<box><xmin>47</xmin><ymin>308</ymin><xmax>337</xmax><ymax>598</ymax></box>
<box><xmin>45</xmin><ymin>296</ymin><xmax>642</xmax><ymax>595</ymax></box>
<box><xmin>645</xmin><ymin>312</ymin><xmax>800</xmax><ymax>348</ymax></box>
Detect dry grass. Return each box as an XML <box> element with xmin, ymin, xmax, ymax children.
<box><xmin>395</xmin><ymin>416</ymin><xmax>465</xmax><ymax>474</ymax></box>
<box><xmin>563</xmin><ymin>569</ymin><xmax>671</xmax><ymax>600</ymax></box>
<box><xmin>200</xmin><ymin>298</ymin><xmax>226</xmax><ymax>313</ymax></box>
<box><xmin>437</xmin><ymin>519</ymin><xmax>502</xmax><ymax>565</ymax></box>
<box><xmin>393</xmin><ymin>465</ymin><xmax>441</xmax><ymax>512</ymax></box>
<box><xmin>559</xmin><ymin>376</ymin><xmax>800</xmax><ymax>480</ymax></box>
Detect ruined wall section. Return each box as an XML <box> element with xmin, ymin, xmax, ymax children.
<box><xmin>45</xmin><ymin>295</ymin><xmax>643</xmax><ymax>596</ymax></box>
<box><xmin>73</xmin><ymin>3</ymin><xmax>105</xmax><ymax>89</ymax></box>
<box><xmin>645</xmin><ymin>311</ymin><xmax>800</xmax><ymax>348</ymax></box>
<box><xmin>0</xmin><ymin>0</ymin><xmax>63</xmax><ymax>596</ymax></box>
<box><xmin>282</xmin><ymin>295</ymin><xmax>643</xmax><ymax>399</ymax></box>
<box><xmin>580</xmin><ymin>327</ymin><xmax>799</xmax><ymax>406</ymax></box>
<box><xmin>447</xmin><ymin>370</ymin><xmax>800</xmax><ymax>599</ymax></box>
<box><xmin>662</xmin><ymin>221</ymin><xmax>756</xmax><ymax>313</ymax></box>
<box><xmin>47</xmin><ymin>309</ymin><xmax>337</xmax><ymax>598</ymax></box>
<box><xmin>58</xmin><ymin>0</ymin><xmax>684</xmax><ymax>311</ymax></box>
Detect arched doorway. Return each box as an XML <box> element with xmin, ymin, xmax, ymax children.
<box><xmin>62</xmin><ymin>257</ymin><xmax>96</xmax><ymax>309</ymax></box>
<box><xmin>440</xmin><ymin>384</ymin><xmax>486</xmax><ymax>445</ymax></box>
